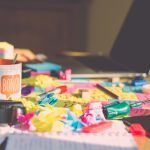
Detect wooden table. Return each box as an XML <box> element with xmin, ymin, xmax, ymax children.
<box><xmin>134</xmin><ymin>136</ymin><xmax>150</xmax><ymax>150</ymax></box>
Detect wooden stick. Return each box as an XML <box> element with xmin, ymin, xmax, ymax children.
<box><xmin>96</xmin><ymin>83</ymin><xmax>120</xmax><ymax>99</ymax></box>
<box><xmin>13</xmin><ymin>54</ymin><xmax>18</xmax><ymax>64</ymax></box>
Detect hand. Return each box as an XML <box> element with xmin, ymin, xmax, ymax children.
<box><xmin>14</xmin><ymin>48</ymin><xmax>36</xmax><ymax>62</ymax></box>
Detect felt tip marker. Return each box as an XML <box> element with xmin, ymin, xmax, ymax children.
<box><xmin>38</xmin><ymin>85</ymin><xmax>67</xmax><ymax>99</ymax></box>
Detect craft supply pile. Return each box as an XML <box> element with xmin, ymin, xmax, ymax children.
<box><xmin>2</xmin><ymin>67</ymin><xmax>150</xmax><ymax>136</ymax></box>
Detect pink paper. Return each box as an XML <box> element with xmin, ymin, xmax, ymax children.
<box><xmin>136</xmin><ymin>93</ymin><xmax>150</xmax><ymax>107</ymax></box>
<box><xmin>129</xmin><ymin>108</ymin><xmax>150</xmax><ymax>116</ymax></box>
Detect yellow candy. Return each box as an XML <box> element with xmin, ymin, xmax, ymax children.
<box><xmin>71</xmin><ymin>104</ymin><xmax>83</xmax><ymax>117</ymax></box>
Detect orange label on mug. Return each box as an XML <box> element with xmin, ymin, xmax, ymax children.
<box><xmin>0</xmin><ymin>74</ymin><xmax>20</xmax><ymax>97</ymax></box>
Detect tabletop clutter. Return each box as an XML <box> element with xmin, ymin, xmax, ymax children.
<box><xmin>0</xmin><ymin>42</ymin><xmax>150</xmax><ymax>150</ymax></box>
<box><xmin>1</xmin><ymin>63</ymin><xmax>150</xmax><ymax>134</ymax></box>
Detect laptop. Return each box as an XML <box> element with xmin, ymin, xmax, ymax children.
<box><xmin>27</xmin><ymin>1</ymin><xmax>149</xmax><ymax>78</ymax></box>
<box><xmin>70</xmin><ymin>0</ymin><xmax>150</xmax><ymax>78</ymax></box>
<box><xmin>110</xmin><ymin>0</ymin><xmax>150</xmax><ymax>74</ymax></box>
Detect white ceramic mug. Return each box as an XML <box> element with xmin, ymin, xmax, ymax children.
<box><xmin>0</xmin><ymin>59</ymin><xmax>22</xmax><ymax>100</ymax></box>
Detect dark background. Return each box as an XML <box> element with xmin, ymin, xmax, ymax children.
<box><xmin>0</xmin><ymin>0</ymin><xmax>150</xmax><ymax>72</ymax></box>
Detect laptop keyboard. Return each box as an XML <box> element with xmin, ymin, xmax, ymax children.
<box><xmin>74</xmin><ymin>56</ymin><xmax>130</xmax><ymax>72</ymax></box>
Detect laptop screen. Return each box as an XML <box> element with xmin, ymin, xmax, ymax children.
<box><xmin>110</xmin><ymin>0</ymin><xmax>150</xmax><ymax>73</ymax></box>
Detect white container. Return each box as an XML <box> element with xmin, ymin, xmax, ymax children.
<box><xmin>0</xmin><ymin>59</ymin><xmax>22</xmax><ymax>100</ymax></box>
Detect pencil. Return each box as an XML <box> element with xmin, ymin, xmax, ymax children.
<box><xmin>96</xmin><ymin>83</ymin><xmax>120</xmax><ymax>99</ymax></box>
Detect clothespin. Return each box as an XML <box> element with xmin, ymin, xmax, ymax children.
<box><xmin>123</xmin><ymin>120</ymin><xmax>147</xmax><ymax>136</ymax></box>
<box><xmin>59</xmin><ymin>69</ymin><xmax>71</xmax><ymax>80</ymax></box>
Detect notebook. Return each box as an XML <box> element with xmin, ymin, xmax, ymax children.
<box><xmin>1</xmin><ymin>121</ymin><xmax>138</xmax><ymax>150</ymax></box>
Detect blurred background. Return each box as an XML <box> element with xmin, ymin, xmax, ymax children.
<box><xmin>0</xmin><ymin>0</ymin><xmax>133</xmax><ymax>56</ymax></box>
<box><xmin>0</xmin><ymin>0</ymin><xmax>149</xmax><ymax>72</ymax></box>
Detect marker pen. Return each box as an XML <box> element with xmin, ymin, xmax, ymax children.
<box><xmin>38</xmin><ymin>85</ymin><xmax>67</xmax><ymax>99</ymax></box>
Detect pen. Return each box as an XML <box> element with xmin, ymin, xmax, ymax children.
<box><xmin>38</xmin><ymin>85</ymin><xmax>67</xmax><ymax>99</ymax></box>
<box><xmin>96</xmin><ymin>84</ymin><xmax>120</xmax><ymax>99</ymax></box>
